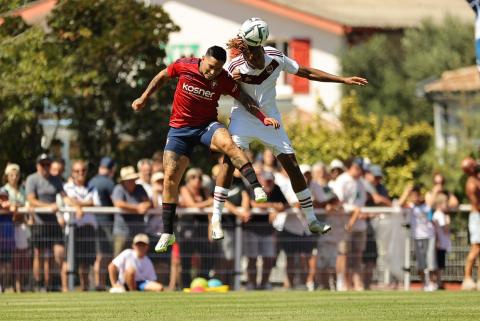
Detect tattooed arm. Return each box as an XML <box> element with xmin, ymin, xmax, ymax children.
<box><xmin>132</xmin><ymin>68</ymin><xmax>171</xmax><ymax>111</ymax></box>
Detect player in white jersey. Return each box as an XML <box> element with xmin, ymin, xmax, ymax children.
<box><xmin>210</xmin><ymin>18</ymin><xmax>368</xmax><ymax>240</ymax></box>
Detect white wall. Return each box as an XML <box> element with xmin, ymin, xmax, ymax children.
<box><xmin>153</xmin><ymin>0</ymin><xmax>345</xmax><ymax>114</ymax></box>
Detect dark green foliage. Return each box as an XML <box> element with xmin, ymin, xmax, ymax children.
<box><xmin>0</xmin><ymin>0</ymin><xmax>179</xmax><ymax>173</ymax></box>
<box><xmin>342</xmin><ymin>17</ymin><xmax>475</xmax><ymax>124</ymax></box>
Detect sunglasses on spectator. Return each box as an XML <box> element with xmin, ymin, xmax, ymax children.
<box><xmin>73</xmin><ymin>168</ymin><xmax>87</xmax><ymax>174</ymax></box>
<box><xmin>40</xmin><ymin>162</ymin><xmax>51</xmax><ymax>167</ymax></box>
<box><xmin>189</xmin><ymin>175</ymin><xmax>202</xmax><ymax>180</ymax></box>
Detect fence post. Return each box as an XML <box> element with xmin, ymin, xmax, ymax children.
<box><xmin>66</xmin><ymin>218</ymin><xmax>75</xmax><ymax>291</ymax></box>
<box><xmin>233</xmin><ymin>216</ymin><xmax>242</xmax><ymax>291</ymax></box>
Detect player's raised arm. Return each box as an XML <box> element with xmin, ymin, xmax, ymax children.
<box><xmin>236</xmin><ymin>88</ymin><xmax>280</xmax><ymax>129</ymax></box>
<box><xmin>295</xmin><ymin>66</ymin><xmax>368</xmax><ymax>86</ymax></box>
<box><xmin>132</xmin><ymin>68</ymin><xmax>171</xmax><ymax>111</ymax></box>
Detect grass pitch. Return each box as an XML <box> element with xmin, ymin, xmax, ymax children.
<box><xmin>1</xmin><ymin>291</ymin><xmax>479</xmax><ymax>321</ymax></box>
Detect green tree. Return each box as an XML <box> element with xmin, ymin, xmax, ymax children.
<box><xmin>0</xmin><ymin>18</ymin><xmax>49</xmax><ymax>174</ymax></box>
<box><xmin>0</xmin><ymin>0</ymin><xmax>180</xmax><ymax>173</ymax></box>
<box><xmin>287</xmin><ymin>94</ymin><xmax>433</xmax><ymax>197</ymax></box>
<box><xmin>342</xmin><ymin>17</ymin><xmax>475</xmax><ymax>124</ymax></box>
<box><xmin>45</xmin><ymin>0</ymin><xmax>179</xmax><ymax>166</ymax></box>
<box><xmin>0</xmin><ymin>0</ymin><xmax>36</xmax><ymax>12</ymax></box>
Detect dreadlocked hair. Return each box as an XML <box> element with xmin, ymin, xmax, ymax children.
<box><xmin>227</xmin><ymin>37</ymin><xmax>249</xmax><ymax>59</ymax></box>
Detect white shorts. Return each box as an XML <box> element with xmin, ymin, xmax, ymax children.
<box><xmin>229</xmin><ymin>115</ymin><xmax>295</xmax><ymax>156</ymax></box>
<box><xmin>469</xmin><ymin>212</ymin><xmax>480</xmax><ymax>244</ymax></box>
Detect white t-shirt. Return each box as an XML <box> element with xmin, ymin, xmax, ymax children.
<box><xmin>432</xmin><ymin>210</ymin><xmax>452</xmax><ymax>251</ymax></box>
<box><xmin>410</xmin><ymin>204</ymin><xmax>434</xmax><ymax>240</ymax></box>
<box><xmin>332</xmin><ymin>172</ymin><xmax>367</xmax><ymax>231</ymax></box>
<box><xmin>63</xmin><ymin>182</ymin><xmax>97</xmax><ymax>228</ymax></box>
<box><xmin>112</xmin><ymin>249</ymin><xmax>157</xmax><ymax>285</ymax></box>
<box><xmin>228</xmin><ymin>46</ymin><xmax>299</xmax><ymax>121</ymax></box>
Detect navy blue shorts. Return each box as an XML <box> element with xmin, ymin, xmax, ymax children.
<box><xmin>165</xmin><ymin>121</ymin><xmax>224</xmax><ymax>158</ymax></box>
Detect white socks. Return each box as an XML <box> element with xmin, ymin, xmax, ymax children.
<box><xmin>212</xmin><ymin>186</ymin><xmax>229</xmax><ymax>223</ymax></box>
<box><xmin>296</xmin><ymin>188</ymin><xmax>316</xmax><ymax>223</ymax></box>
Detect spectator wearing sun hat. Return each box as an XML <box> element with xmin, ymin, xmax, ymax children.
<box><xmin>111</xmin><ymin>166</ymin><xmax>152</xmax><ymax>256</ymax></box>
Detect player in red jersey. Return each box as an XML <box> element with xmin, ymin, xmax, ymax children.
<box><xmin>132</xmin><ymin>46</ymin><xmax>279</xmax><ymax>252</ymax></box>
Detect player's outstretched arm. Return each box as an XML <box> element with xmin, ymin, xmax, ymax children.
<box><xmin>296</xmin><ymin>66</ymin><xmax>368</xmax><ymax>86</ymax></box>
<box><xmin>132</xmin><ymin>68</ymin><xmax>171</xmax><ymax>111</ymax></box>
<box><xmin>236</xmin><ymin>89</ymin><xmax>280</xmax><ymax>129</ymax></box>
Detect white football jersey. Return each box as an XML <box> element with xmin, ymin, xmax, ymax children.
<box><xmin>227</xmin><ymin>46</ymin><xmax>299</xmax><ymax>121</ymax></box>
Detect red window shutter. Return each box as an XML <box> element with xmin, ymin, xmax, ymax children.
<box><xmin>289</xmin><ymin>38</ymin><xmax>310</xmax><ymax>94</ymax></box>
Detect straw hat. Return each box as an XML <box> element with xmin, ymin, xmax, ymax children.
<box><xmin>119</xmin><ymin>166</ymin><xmax>139</xmax><ymax>181</ymax></box>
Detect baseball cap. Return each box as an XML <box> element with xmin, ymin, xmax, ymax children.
<box><xmin>100</xmin><ymin>156</ymin><xmax>115</xmax><ymax>169</ymax></box>
<box><xmin>351</xmin><ymin>156</ymin><xmax>364</xmax><ymax>169</ymax></box>
<box><xmin>369</xmin><ymin>164</ymin><xmax>384</xmax><ymax>178</ymax></box>
<box><xmin>133</xmin><ymin>233</ymin><xmax>150</xmax><ymax>245</ymax></box>
<box><xmin>329</xmin><ymin>159</ymin><xmax>345</xmax><ymax>170</ymax></box>
<box><xmin>36</xmin><ymin>153</ymin><xmax>52</xmax><ymax>164</ymax></box>
<box><xmin>299</xmin><ymin>164</ymin><xmax>312</xmax><ymax>175</ymax></box>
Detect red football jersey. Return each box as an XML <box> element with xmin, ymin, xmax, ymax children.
<box><xmin>167</xmin><ymin>58</ymin><xmax>240</xmax><ymax>128</ymax></box>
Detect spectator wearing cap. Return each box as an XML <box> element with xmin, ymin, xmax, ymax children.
<box><xmin>328</xmin><ymin>159</ymin><xmax>345</xmax><ymax>189</ymax></box>
<box><xmin>61</xmin><ymin>160</ymin><xmax>97</xmax><ymax>292</ymax></box>
<box><xmin>245</xmin><ymin>171</ymin><xmax>288</xmax><ymax>290</ymax></box>
<box><xmin>88</xmin><ymin>156</ymin><xmax>116</xmax><ymax>291</ymax></box>
<box><xmin>25</xmin><ymin>153</ymin><xmax>69</xmax><ymax>291</ymax></box>
<box><xmin>108</xmin><ymin>233</ymin><xmax>163</xmax><ymax>292</ymax></box>
<box><xmin>2</xmin><ymin>163</ymin><xmax>29</xmax><ymax>292</ymax></box>
<box><xmin>136</xmin><ymin>159</ymin><xmax>153</xmax><ymax>200</ymax></box>
<box><xmin>363</xmin><ymin>165</ymin><xmax>392</xmax><ymax>207</ymax></box>
<box><xmin>178</xmin><ymin>168</ymin><xmax>214</xmax><ymax>287</ymax></box>
<box><xmin>362</xmin><ymin>164</ymin><xmax>392</xmax><ymax>290</ymax></box>
<box><xmin>111</xmin><ymin>166</ymin><xmax>151</xmax><ymax>256</ymax></box>
<box><xmin>332</xmin><ymin>157</ymin><xmax>368</xmax><ymax>291</ymax></box>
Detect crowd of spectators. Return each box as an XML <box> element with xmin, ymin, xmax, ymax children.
<box><xmin>0</xmin><ymin>150</ymin><xmax>467</xmax><ymax>292</ymax></box>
